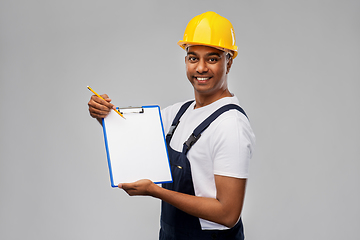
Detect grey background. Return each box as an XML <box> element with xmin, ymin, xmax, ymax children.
<box><xmin>1</xmin><ymin>0</ymin><xmax>359</xmax><ymax>239</ymax></box>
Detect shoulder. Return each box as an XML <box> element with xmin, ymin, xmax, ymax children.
<box><xmin>206</xmin><ymin>97</ymin><xmax>256</xmax><ymax>160</ymax></box>
<box><xmin>210</xmin><ymin>109</ymin><xmax>255</xmax><ymax>147</ymax></box>
<box><xmin>204</xmin><ymin>95</ymin><xmax>252</xmax><ymax>131</ymax></box>
<box><xmin>213</xmin><ymin>106</ymin><xmax>252</xmax><ymax>135</ymax></box>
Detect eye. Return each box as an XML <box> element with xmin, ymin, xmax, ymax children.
<box><xmin>208</xmin><ymin>57</ymin><xmax>219</xmax><ymax>63</ymax></box>
<box><xmin>188</xmin><ymin>56</ymin><xmax>198</xmax><ymax>62</ymax></box>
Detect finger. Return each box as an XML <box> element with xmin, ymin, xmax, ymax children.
<box><xmin>119</xmin><ymin>183</ymin><xmax>137</xmax><ymax>196</ymax></box>
<box><xmin>101</xmin><ymin>94</ymin><xmax>109</xmax><ymax>99</ymax></box>
<box><xmin>88</xmin><ymin>106</ymin><xmax>111</xmax><ymax>119</ymax></box>
<box><xmin>119</xmin><ymin>182</ymin><xmax>135</xmax><ymax>190</ymax></box>
<box><xmin>88</xmin><ymin>101</ymin><xmax>112</xmax><ymax>113</ymax></box>
<box><xmin>88</xmin><ymin>98</ymin><xmax>115</xmax><ymax>118</ymax></box>
<box><xmin>100</xmin><ymin>94</ymin><xmax>113</xmax><ymax>104</ymax></box>
<box><xmin>88</xmin><ymin>103</ymin><xmax>111</xmax><ymax>117</ymax></box>
<box><xmin>90</xmin><ymin>96</ymin><xmax>114</xmax><ymax>109</ymax></box>
<box><xmin>90</xmin><ymin>94</ymin><xmax>115</xmax><ymax>109</ymax></box>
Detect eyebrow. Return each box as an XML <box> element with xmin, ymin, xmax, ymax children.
<box><xmin>187</xmin><ymin>52</ymin><xmax>222</xmax><ymax>57</ymax></box>
<box><xmin>187</xmin><ymin>51</ymin><xmax>197</xmax><ymax>56</ymax></box>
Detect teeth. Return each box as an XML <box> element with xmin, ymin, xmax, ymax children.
<box><xmin>197</xmin><ymin>77</ymin><xmax>209</xmax><ymax>81</ymax></box>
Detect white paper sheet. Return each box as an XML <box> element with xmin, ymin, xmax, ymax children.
<box><xmin>102</xmin><ymin>106</ymin><xmax>172</xmax><ymax>187</ymax></box>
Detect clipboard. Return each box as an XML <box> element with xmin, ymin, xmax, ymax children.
<box><xmin>102</xmin><ymin>105</ymin><xmax>173</xmax><ymax>188</ymax></box>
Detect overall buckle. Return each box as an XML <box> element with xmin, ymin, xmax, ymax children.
<box><xmin>184</xmin><ymin>133</ymin><xmax>201</xmax><ymax>149</ymax></box>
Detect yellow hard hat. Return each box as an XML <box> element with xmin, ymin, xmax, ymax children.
<box><xmin>178</xmin><ymin>11</ymin><xmax>238</xmax><ymax>59</ymax></box>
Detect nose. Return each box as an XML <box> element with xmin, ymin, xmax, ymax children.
<box><xmin>196</xmin><ymin>59</ymin><xmax>208</xmax><ymax>73</ymax></box>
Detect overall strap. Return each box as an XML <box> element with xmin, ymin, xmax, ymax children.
<box><xmin>182</xmin><ymin>104</ymin><xmax>248</xmax><ymax>155</ymax></box>
<box><xmin>166</xmin><ymin>100</ymin><xmax>195</xmax><ymax>139</ymax></box>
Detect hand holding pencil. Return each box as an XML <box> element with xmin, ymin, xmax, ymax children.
<box><xmin>87</xmin><ymin>86</ymin><xmax>126</xmax><ymax>120</ymax></box>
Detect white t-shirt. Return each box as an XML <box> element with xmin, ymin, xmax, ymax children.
<box><xmin>161</xmin><ymin>96</ymin><xmax>255</xmax><ymax>230</ymax></box>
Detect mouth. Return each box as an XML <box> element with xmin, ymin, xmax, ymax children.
<box><xmin>195</xmin><ymin>76</ymin><xmax>211</xmax><ymax>83</ymax></box>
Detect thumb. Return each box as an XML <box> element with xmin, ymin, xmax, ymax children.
<box><xmin>118</xmin><ymin>183</ymin><xmax>129</xmax><ymax>189</ymax></box>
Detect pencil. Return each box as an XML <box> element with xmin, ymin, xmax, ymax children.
<box><xmin>87</xmin><ymin>86</ymin><xmax>126</xmax><ymax>119</ymax></box>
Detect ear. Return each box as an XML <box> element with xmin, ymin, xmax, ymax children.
<box><xmin>226</xmin><ymin>57</ymin><xmax>233</xmax><ymax>74</ymax></box>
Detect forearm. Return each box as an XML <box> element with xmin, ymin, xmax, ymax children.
<box><xmin>150</xmin><ymin>184</ymin><xmax>240</xmax><ymax>228</ymax></box>
<box><xmin>120</xmin><ymin>177</ymin><xmax>246</xmax><ymax>228</ymax></box>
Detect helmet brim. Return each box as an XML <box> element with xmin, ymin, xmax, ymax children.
<box><xmin>177</xmin><ymin>40</ymin><xmax>238</xmax><ymax>59</ymax></box>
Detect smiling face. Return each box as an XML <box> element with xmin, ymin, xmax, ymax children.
<box><xmin>185</xmin><ymin>45</ymin><xmax>233</xmax><ymax>106</ymax></box>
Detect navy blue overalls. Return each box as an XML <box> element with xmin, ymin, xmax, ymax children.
<box><xmin>160</xmin><ymin>100</ymin><xmax>248</xmax><ymax>240</ymax></box>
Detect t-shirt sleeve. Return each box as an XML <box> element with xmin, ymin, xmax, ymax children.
<box><xmin>211</xmin><ymin>115</ymin><xmax>255</xmax><ymax>179</ymax></box>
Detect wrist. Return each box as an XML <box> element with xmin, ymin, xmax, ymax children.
<box><xmin>148</xmin><ymin>182</ymin><xmax>162</xmax><ymax>198</ymax></box>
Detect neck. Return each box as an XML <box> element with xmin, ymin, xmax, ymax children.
<box><xmin>194</xmin><ymin>88</ymin><xmax>233</xmax><ymax>109</ymax></box>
